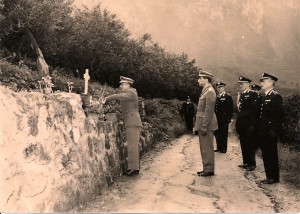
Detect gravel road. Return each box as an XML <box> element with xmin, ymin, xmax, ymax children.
<box><xmin>83</xmin><ymin>132</ymin><xmax>299</xmax><ymax>213</ymax></box>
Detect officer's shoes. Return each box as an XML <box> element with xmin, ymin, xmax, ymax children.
<box><xmin>196</xmin><ymin>171</ymin><xmax>204</xmax><ymax>175</ymax></box>
<box><xmin>219</xmin><ymin>150</ymin><xmax>226</xmax><ymax>153</ymax></box>
<box><xmin>243</xmin><ymin>166</ymin><xmax>255</xmax><ymax>171</ymax></box>
<box><xmin>260</xmin><ymin>178</ymin><xmax>279</xmax><ymax>184</ymax></box>
<box><xmin>238</xmin><ymin>164</ymin><xmax>248</xmax><ymax>168</ymax></box>
<box><xmin>214</xmin><ymin>149</ymin><xmax>220</xmax><ymax>152</ymax></box>
<box><xmin>125</xmin><ymin>169</ymin><xmax>139</xmax><ymax>176</ymax></box>
<box><xmin>198</xmin><ymin>172</ymin><xmax>214</xmax><ymax>177</ymax></box>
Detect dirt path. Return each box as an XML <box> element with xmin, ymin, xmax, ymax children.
<box><xmin>83</xmin><ymin>133</ymin><xmax>300</xmax><ymax>213</ymax></box>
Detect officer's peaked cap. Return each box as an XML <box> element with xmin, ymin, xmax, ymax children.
<box><xmin>199</xmin><ymin>70</ymin><xmax>213</xmax><ymax>78</ymax></box>
<box><xmin>260</xmin><ymin>73</ymin><xmax>278</xmax><ymax>82</ymax></box>
<box><xmin>251</xmin><ymin>84</ymin><xmax>261</xmax><ymax>91</ymax></box>
<box><xmin>238</xmin><ymin>76</ymin><xmax>251</xmax><ymax>83</ymax></box>
<box><xmin>216</xmin><ymin>82</ymin><xmax>226</xmax><ymax>88</ymax></box>
<box><xmin>119</xmin><ymin>76</ymin><xmax>134</xmax><ymax>84</ymax></box>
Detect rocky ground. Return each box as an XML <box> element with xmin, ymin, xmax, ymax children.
<box><xmin>83</xmin><ymin>133</ymin><xmax>300</xmax><ymax>213</ymax></box>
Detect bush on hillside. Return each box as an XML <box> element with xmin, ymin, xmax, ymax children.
<box><xmin>0</xmin><ymin>60</ymin><xmax>40</xmax><ymax>91</ymax></box>
<box><xmin>281</xmin><ymin>94</ymin><xmax>300</xmax><ymax>151</ymax></box>
<box><xmin>0</xmin><ymin>2</ymin><xmax>200</xmax><ymax>101</ymax></box>
<box><xmin>143</xmin><ymin>99</ymin><xmax>186</xmax><ymax>142</ymax></box>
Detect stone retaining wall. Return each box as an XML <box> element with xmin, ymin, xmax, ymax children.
<box><xmin>0</xmin><ymin>86</ymin><xmax>153</xmax><ymax>212</ymax></box>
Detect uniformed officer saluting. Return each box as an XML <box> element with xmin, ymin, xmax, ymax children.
<box><xmin>236</xmin><ymin>76</ymin><xmax>259</xmax><ymax>171</ymax></box>
<box><xmin>258</xmin><ymin>73</ymin><xmax>283</xmax><ymax>184</ymax></box>
<box><xmin>214</xmin><ymin>82</ymin><xmax>233</xmax><ymax>153</ymax></box>
<box><xmin>103</xmin><ymin>76</ymin><xmax>142</xmax><ymax>176</ymax></box>
<box><xmin>194</xmin><ymin>70</ymin><xmax>218</xmax><ymax>176</ymax></box>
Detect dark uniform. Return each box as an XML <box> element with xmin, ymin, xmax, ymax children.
<box><xmin>258</xmin><ymin>73</ymin><xmax>283</xmax><ymax>184</ymax></box>
<box><xmin>236</xmin><ymin>77</ymin><xmax>259</xmax><ymax>169</ymax></box>
<box><xmin>251</xmin><ymin>84</ymin><xmax>263</xmax><ymax>150</ymax></box>
<box><xmin>181</xmin><ymin>98</ymin><xmax>195</xmax><ymax>133</ymax></box>
<box><xmin>214</xmin><ymin>84</ymin><xmax>233</xmax><ymax>153</ymax></box>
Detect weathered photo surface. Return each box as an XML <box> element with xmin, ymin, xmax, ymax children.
<box><xmin>0</xmin><ymin>0</ymin><xmax>299</xmax><ymax>213</ymax></box>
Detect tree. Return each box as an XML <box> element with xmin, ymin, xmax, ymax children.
<box><xmin>0</xmin><ymin>0</ymin><xmax>74</xmax><ymax>76</ymax></box>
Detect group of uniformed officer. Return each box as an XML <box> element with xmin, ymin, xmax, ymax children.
<box><xmin>235</xmin><ymin>73</ymin><xmax>283</xmax><ymax>184</ymax></box>
<box><xmin>103</xmin><ymin>72</ymin><xmax>283</xmax><ymax>184</ymax></box>
<box><xmin>193</xmin><ymin>70</ymin><xmax>283</xmax><ymax>184</ymax></box>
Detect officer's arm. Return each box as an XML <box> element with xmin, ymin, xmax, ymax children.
<box><xmin>106</xmin><ymin>91</ymin><xmax>135</xmax><ymax>102</ymax></box>
<box><xmin>271</xmin><ymin>94</ymin><xmax>284</xmax><ymax>131</ymax></box>
<box><xmin>202</xmin><ymin>91</ymin><xmax>216</xmax><ymax>128</ymax></box>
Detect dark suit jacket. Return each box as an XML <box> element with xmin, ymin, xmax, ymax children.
<box><xmin>258</xmin><ymin>90</ymin><xmax>283</xmax><ymax>136</ymax></box>
<box><xmin>215</xmin><ymin>92</ymin><xmax>233</xmax><ymax>125</ymax></box>
<box><xmin>180</xmin><ymin>102</ymin><xmax>195</xmax><ymax>117</ymax></box>
<box><xmin>235</xmin><ymin>89</ymin><xmax>259</xmax><ymax>133</ymax></box>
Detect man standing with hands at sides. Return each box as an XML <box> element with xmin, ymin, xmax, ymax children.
<box><xmin>236</xmin><ymin>76</ymin><xmax>259</xmax><ymax>171</ymax></box>
<box><xmin>214</xmin><ymin>82</ymin><xmax>234</xmax><ymax>153</ymax></box>
<box><xmin>194</xmin><ymin>70</ymin><xmax>218</xmax><ymax>176</ymax></box>
<box><xmin>258</xmin><ymin>73</ymin><xmax>283</xmax><ymax>184</ymax></box>
<box><xmin>180</xmin><ymin>96</ymin><xmax>195</xmax><ymax>133</ymax></box>
<box><xmin>251</xmin><ymin>84</ymin><xmax>263</xmax><ymax>151</ymax></box>
<box><xmin>102</xmin><ymin>76</ymin><xmax>142</xmax><ymax>176</ymax></box>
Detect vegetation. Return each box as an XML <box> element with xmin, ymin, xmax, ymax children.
<box><xmin>143</xmin><ymin>99</ymin><xmax>186</xmax><ymax>142</ymax></box>
<box><xmin>0</xmin><ymin>0</ymin><xmax>200</xmax><ymax>101</ymax></box>
<box><xmin>0</xmin><ymin>0</ymin><xmax>299</xmax><ymax>153</ymax></box>
<box><xmin>280</xmin><ymin>94</ymin><xmax>300</xmax><ymax>151</ymax></box>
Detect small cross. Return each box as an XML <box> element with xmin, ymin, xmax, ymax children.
<box><xmin>84</xmin><ymin>69</ymin><xmax>90</xmax><ymax>94</ymax></box>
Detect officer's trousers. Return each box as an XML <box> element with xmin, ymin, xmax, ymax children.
<box><xmin>214</xmin><ymin>124</ymin><xmax>229</xmax><ymax>152</ymax></box>
<box><xmin>198</xmin><ymin>131</ymin><xmax>215</xmax><ymax>172</ymax></box>
<box><xmin>184</xmin><ymin>115</ymin><xmax>194</xmax><ymax>132</ymax></box>
<box><xmin>125</xmin><ymin>127</ymin><xmax>141</xmax><ymax>170</ymax></box>
<box><xmin>259</xmin><ymin>137</ymin><xmax>280</xmax><ymax>181</ymax></box>
<box><xmin>238</xmin><ymin>131</ymin><xmax>256</xmax><ymax>167</ymax></box>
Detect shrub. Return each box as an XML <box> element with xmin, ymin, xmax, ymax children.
<box><xmin>281</xmin><ymin>94</ymin><xmax>300</xmax><ymax>151</ymax></box>
<box><xmin>0</xmin><ymin>59</ymin><xmax>40</xmax><ymax>91</ymax></box>
<box><xmin>143</xmin><ymin>98</ymin><xmax>186</xmax><ymax>142</ymax></box>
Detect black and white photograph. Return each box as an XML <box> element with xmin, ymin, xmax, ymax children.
<box><xmin>0</xmin><ymin>0</ymin><xmax>299</xmax><ymax>212</ymax></box>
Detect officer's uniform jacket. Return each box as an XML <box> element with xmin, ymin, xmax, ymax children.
<box><xmin>215</xmin><ymin>92</ymin><xmax>233</xmax><ymax>125</ymax></box>
<box><xmin>258</xmin><ymin>89</ymin><xmax>283</xmax><ymax>135</ymax></box>
<box><xmin>106</xmin><ymin>88</ymin><xmax>142</xmax><ymax>128</ymax></box>
<box><xmin>194</xmin><ymin>84</ymin><xmax>218</xmax><ymax>131</ymax></box>
<box><xmin>235</xmin><ymin>88</ymin><xmax>259</xmax><ymax>132</ymax></box>
<box><xmin>180</xmin><ymin>102</ymin><xmax>195</xmax><ymax>117</ymax></box>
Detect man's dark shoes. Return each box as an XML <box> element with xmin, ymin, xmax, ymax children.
<box><xmin>197</xmin><ymin>171</ymin><xmax>204</xmax><ymax>175</ymax></box>
<box><xmin>243</xmin><ymin>166</ymin><xmax>255</xmax><ymax>171</ymax></box>
<box><xmin>261</xmin><ymin>178</ymin><xmax>279</xmax><ymax>184</ymax></box>
<box><xmin>214</xmin><ymin>149</ymin><xmax>220</xmax><ymax>152</ymax></box>
<box><xmin>238</xmin><ymin>164</ymin><xmax>248</xmax><ymax>168</ymax></box>
<box><xmin>199</xmin><ymin>172</ymin><xmax>214</xmax><ymax>176</ymax></box>
<box><xmin>219</xmin><ymin>150</ymin><xmax>226</xmax><ymax>153</ymax></box>
<box><xmin>125</xmin><ymin>169</ymin><xmax>139</xmax><ymax>176</ymax></box>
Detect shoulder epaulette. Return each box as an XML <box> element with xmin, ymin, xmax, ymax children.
<box><xmin>272</xmin><ymin>90</ymin><xmax>279</xmax><ymax>95</ymax></box>
<box><xmin>208</xmin><ymin>87</ymin><xmax>215</xmax><ymax>92</ymax></box>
